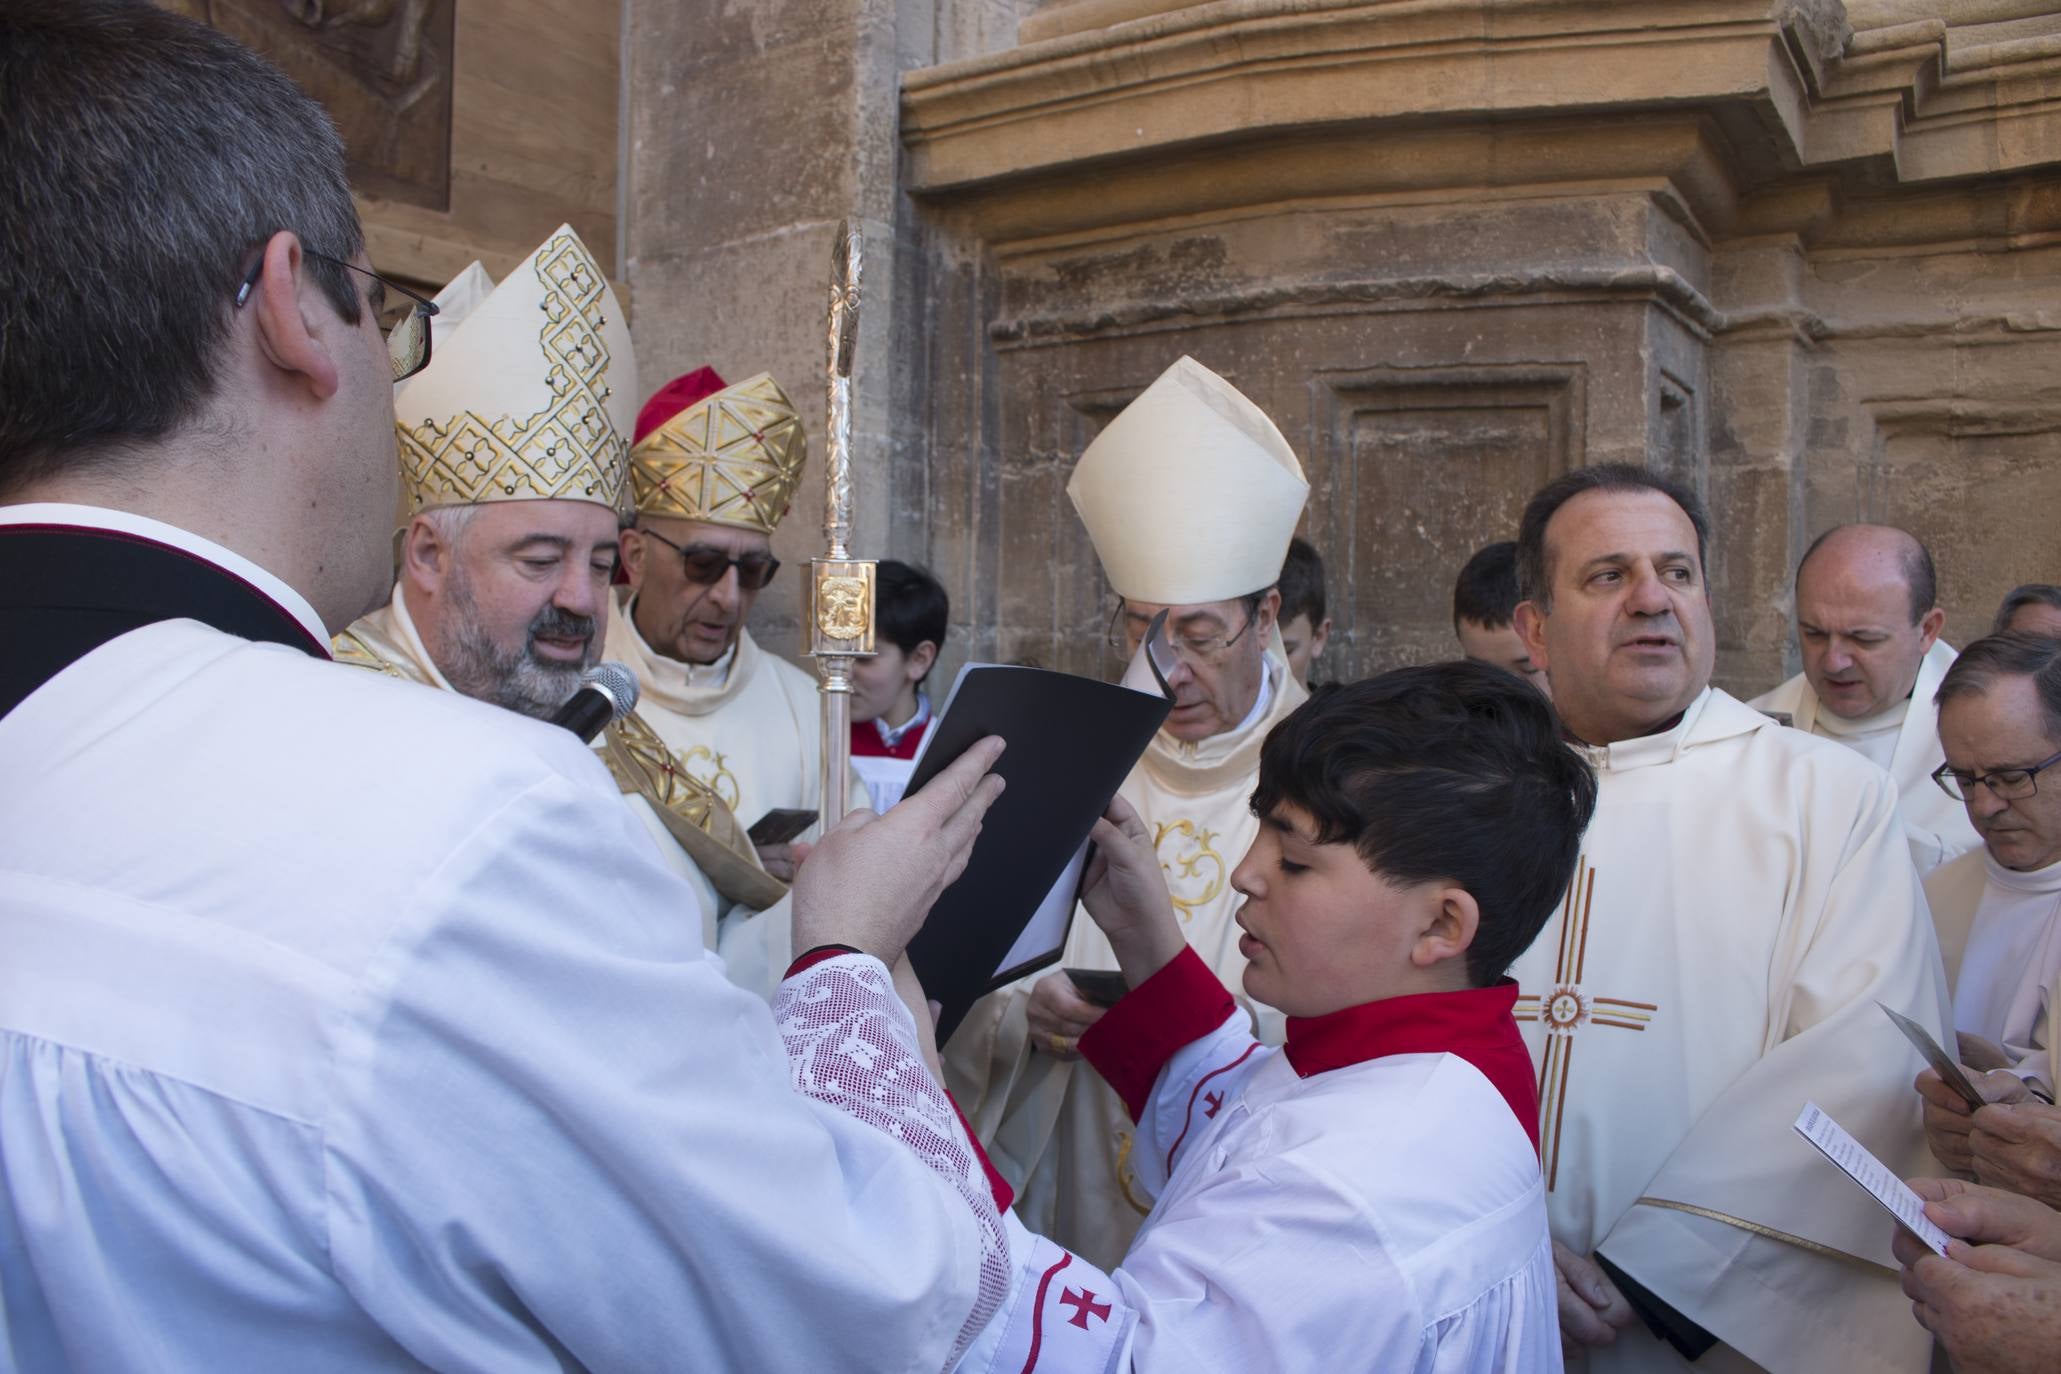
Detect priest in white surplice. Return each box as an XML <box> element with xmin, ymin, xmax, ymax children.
<box><xmin>0</xmin><ymin>11</ymin><xmax>1016</xmax><ymax>1367</ymax></box>
<box><xmin>332</xmin><ymin>227</ymin><xmax>785</xmax><ymax>957</ymax></box>
<box><xmin>1750</xmin><ymin>524</ymin><xmax>1980</xmax><ymax>873</ymax></box>
<box><xmin>1508</xmin><ymin>465</ymin><xmax>1953</xmax><ymax>1373</ymax></box>
<box><xmin>1915</xmin><ymin>633</ymin><xmax>2061</xmax><ymax>1206</ymax></box>
<box><xmin>943</xmin><ymin>356</ymin><xmax>1310</xmax><ymax>1269</ymax></box>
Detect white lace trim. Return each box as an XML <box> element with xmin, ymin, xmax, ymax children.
<box><xmin>775</xmin><ymin>955</ymin><xmax>1009</xmax><ymax>1368</ymax></box>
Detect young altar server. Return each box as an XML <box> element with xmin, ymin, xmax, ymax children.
<box><xmin>956</xmin><ymin>661</ymin><xmax>1594</xmax><ymax>1373</ymax></box>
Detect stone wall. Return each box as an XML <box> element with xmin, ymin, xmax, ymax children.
<box><xmin>896</xmin><ymin>0</ymin><xmax>2061</xmax><ymax>693</ymax></box>
<box><xmin>606</xmin><ymin>1</ymin><xmax>2061</xmax><ymax>694</ymax></box>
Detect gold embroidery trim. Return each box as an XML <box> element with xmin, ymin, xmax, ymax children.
<box><xmin>629</xmin><ymin>371</ymin><xmax>806</xmax><ymax>534</ymax></box>
<box><xmin>1632</xmin><ymin>1198</ymin><xmax>1893</xmax><ymax>1271</ymax></box>
<box><xmin>329</xmin><ymin>629</ymin><xmax>410</xmax><ymax>680</ymax></box>
<box><xmin>1153</xmin><ymin>819</ymin><xmax>1225</xmax><ymax>921</ymax></box>
<box><xmin>602</xmin><ymin>711</ymin><xmax>720</xmax><ymax>832</ymax></box>
<box><xmin>1113</xmin><ymin>1129</ymin><xmax>1153</xmax><ymax>1217</ymax></box>
<box><xmin>399</xmin><ymin>232</ymin><xmax>627</xmax><ymax>514</ymax></box>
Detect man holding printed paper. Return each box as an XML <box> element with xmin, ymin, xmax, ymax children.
<box><xmin>1506</xmin><ymin>465</ymin><xmax>1953</xmax><ymax>1372</ymax></box>
<box><xmin>943</xmin><ymin>356</ymin><xmax>1310</xmax><ymax>1267</ymax></box>
<box><xmin>1916</xmin><ymin>632</ymin><xmax>2061</xmax><ymax>1209</ymax></box>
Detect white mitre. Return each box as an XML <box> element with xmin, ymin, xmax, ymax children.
<box><xmin>1066</xmin><ymin>356</ymin><xmax>1309</xmax><ymax>604</ymax></box>
<box><xmin>394</xmin><ymin>224</ymin><xmax>637</xmax><ymax>515</ymax></box>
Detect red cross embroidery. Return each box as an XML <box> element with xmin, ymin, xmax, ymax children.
<box><xmin>1059</xmin><ymin>1287</ymin><xmax>1111</xmax><ymax>1329</ymax></box>
<box><xmin>1202</xmin><ymin>1091</ymin><xmax>1223</xmax><ymax>1119</ymax></box>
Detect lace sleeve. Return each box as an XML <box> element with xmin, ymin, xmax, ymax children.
<box><xmin>775</xmin><ymin>954</ymin><xmax>1010</xmax><ymax>1368</ymax></box>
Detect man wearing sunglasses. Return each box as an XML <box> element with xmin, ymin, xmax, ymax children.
<box><xmin>1918</xmin><ymin>632</ymin><xmax>2061</xmax><ymax>1200</ymax></box>
<box><xmin>332</xmin><ymin>227</ymin><xmax>787</xmax><ymax>958</ymax></box>
<box><xmin>610</xmin><ymin>367</ymin><xmax>868</xmax><ymax>907</ymax></box>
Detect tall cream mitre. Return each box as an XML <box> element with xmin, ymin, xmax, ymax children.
<box><xmin>1066</xmin><ymin>356</ymin><xmax>1309</xmax><ymax>605</ymax></box>
<box><xmin>395</xmin><ymin>224</ymin><xmax>636</xmax><ymax>514</ymax></box>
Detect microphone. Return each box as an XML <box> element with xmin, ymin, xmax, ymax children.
<box><xmin>549</xmin><ymin>661</ymin><xmax>639</xmax><ymax>743</ymax></box>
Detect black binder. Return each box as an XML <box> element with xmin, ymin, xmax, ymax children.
<box><xmin>905</xmin><ymin>656</ymin><xmax>1172</xmax><ymax>1041</ymax></box>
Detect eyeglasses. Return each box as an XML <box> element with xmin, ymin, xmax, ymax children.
<box><xmin>1932</xmin><ymin>748</ymin><xmax>2061</xmax><ymax>802</ymax></box>
<box><xmin>235</xmin><ymin>247</ymin><xmax>439</xmax><ymax>382</ymax></box>
<box><xmin>639</xmin><ymin>528</ymin><xmax>781</xmax><ymax>590</ymax></box>
<box><xmin>1106</xmin><ymin>601</ymin><xmax>1254</xmax><ymax>667</ymax></box>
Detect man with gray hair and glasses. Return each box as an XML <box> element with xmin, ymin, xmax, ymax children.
<box><xmin>0</xmin><ymin>4</ymin><xmax>1026</xmax><ymax>1370</ymax></box>
<box><xmin>1917</xmin><ymin>633</ymin><xmax>2061</xmax><ymax>1209</ymax></box>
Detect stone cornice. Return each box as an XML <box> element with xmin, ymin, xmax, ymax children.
<box><xmin>902</xmin><ymin>0</ymin><xmax>2061</xmax><ymax>242</ymax></box>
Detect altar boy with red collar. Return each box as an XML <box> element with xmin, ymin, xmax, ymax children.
<box><xmin>956</xmin><ymin>661</ymin><xmax>1593</xmax><ymax>1373</ymax></box>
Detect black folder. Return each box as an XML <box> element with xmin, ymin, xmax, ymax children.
<box><xmin>905</xmin><ymin>661</ymin><xmax>1171</xmax><ymax>1041</ymax></box>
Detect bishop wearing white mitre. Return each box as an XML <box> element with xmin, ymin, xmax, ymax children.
<box><xmin>1507</xmin><ymin>467</ymin><xmax>1954</xmax><ymax>1372</ymax></box>
<box><xmin>944</xmin><ymin>357</ymin><xmax>1310</xmax><ymax>1268</ymax></box>
<box><xmin>334</xmin><ymin>226</ymin><xmax>786</xmax><ymax>956</ymax></box>
<box><xmin>1749</xmin><ymin>524</ymin><xmax>1980</xmax><ymax>874</ymax></box>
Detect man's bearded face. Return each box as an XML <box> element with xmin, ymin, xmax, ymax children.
<box><xmin>441</xmin><ymin>566</ymin><xmax>599</xmax><ymax>719</ymax></box>
<box><xmin>426</xmin><ymin>499</ymin><xmax>621</xmax><ymax>720</ymax></box>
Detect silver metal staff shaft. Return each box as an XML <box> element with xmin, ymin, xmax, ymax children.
<box><xmin>808</xmin><ymin>219</ymin><xmax>876</xmax><ymax>828</ymax></box>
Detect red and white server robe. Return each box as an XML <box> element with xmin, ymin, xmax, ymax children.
<box><xmin>954</xmin><ymin>947</ymin><xmax>1562</xmax><ymax>1374</ymax></box>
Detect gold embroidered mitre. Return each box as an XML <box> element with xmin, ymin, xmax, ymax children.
<box><xmin>628</xmin><ymin>368</ymin><xmax>806</xmax><ymax>535</ymax></box>
<box><xmin>394</xmin><ymin>225</ymin><xmax>636</xmax><ymax>515</ymax></box>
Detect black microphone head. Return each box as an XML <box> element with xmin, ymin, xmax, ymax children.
<box><xmin>582</xmin><ymin>661</ymin><xmax>639</xmax><ymax>724</ymax></box>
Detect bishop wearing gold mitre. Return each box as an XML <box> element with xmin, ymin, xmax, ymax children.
<box><xmin>333</xmin><ymin>226</ymin><xmax>783</xmax><ymax>954</ymax></box>
<box><xmin>606</xmin><ymin>368</ymin><xmax>867</xmax><ymax>875</ymax></box>
<box><xmin>943</xmin><ymin>356</ymin><xmax>1311</xmax><ymax>1269</ymax></box>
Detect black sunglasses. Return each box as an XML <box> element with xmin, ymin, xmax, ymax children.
<box><xmin>235</xmin><ymin>246</ymin><xmax>439</xmax><ymax>381</ymax></box>
<box><xmin>639</xmin><ymin>528</ymin><xmax>781</xmax><ymax>590</ymax></box>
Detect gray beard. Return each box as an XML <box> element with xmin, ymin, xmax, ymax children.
<box><xmin>437</xmin><ymin>570</ymin><xmax>596</xmax><ymax>721</ymax></box>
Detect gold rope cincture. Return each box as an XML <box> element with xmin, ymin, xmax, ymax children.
<box><xmin>1631</xmin><ymin>1198</ymin><xmax>1898</xmax><ymax>1274</ymax></box>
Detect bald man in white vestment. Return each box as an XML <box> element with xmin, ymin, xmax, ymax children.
<box><xmin>943</xmin><ymin>357</ymin><xmax>1310</xmax><ymax>1269</ymax></box>
<box><xmin>0</xmin><ymin>10</ymin><xmax>1015</xmax><ymax>1368</ymax></box>
<box><xmin>1750</xmin><ymin>524</ymin><xmax>1980</xmax><ymax>873</ymax></box>
<box><xmin>1509</xmin><ymin>466</ymin><xmax>1953</xmax><ymax>1373</ymax></box>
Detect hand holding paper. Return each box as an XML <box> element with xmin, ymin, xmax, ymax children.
<box><xmin>1794</xmin><ymin>1102</ymin><xmax>1952</xmax><ymax>1257</ymax></box>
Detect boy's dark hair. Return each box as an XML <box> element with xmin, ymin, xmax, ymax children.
<box><xmin>1515</xmin><ymin>464</ymin><xmax>1710</xmax><ymax>609</ymax></box>
<box><xmin>1251</xmin><ymin>661</ymin><xmax>1597</xmax><ymax>986</ymax></box>
<box><xmin>1935</xmin><ymin>632</ymin><xmax>2061</xmax><ymax>742</ymax></box>
<box><xmin>1995</xmin><ymin>584</ymin><xmax>2061</xmax><ymax>636</ymax></box>
<box><xmin>0</xmin><ymin>0</ymin><xmax>364</xmax><ymax>495</ymax></box>
<box><xmin>876</xmin><ymin>560</ymin><xmax>949</xmax><ymax>683</ymax></box>
<box><xmin>1452</xmin><ymin>541</ymin><xmax>1522</xmax><ymax>630</ymax></box>
<box><xmin>1277</xmin><ymin>536</ymin><xmax>1327</xmax><ymax>626</ymax></box>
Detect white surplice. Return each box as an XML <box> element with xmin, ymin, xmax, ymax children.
<box><xmin>1929</xmin><ymin>848</ymin><xmax>2061</xmax><ymax>1094</ymax></box>
<box><xmin>1509</xmin><ymin>687</ymin><xmax>1953</xmax><ymax>1374</ymax></box>
<box><xmin>943</xmin><ymin>649</ymin><xmax>1308</xmax><ymax>1269</ymax></box>
<box><xmin>1750</xmin><ymin>640</ymin><xmax>1980</xmax><ymax>873</ymax></box>
<box><xmin>956</xmin><ymin>950</ymin><xmax>1561</xmax><ymax>1374</ymax></box>
<box><xmin>0</xmin><ymin>508</ymin><xmax>1005</xmax><ymax>1373</ymax></box>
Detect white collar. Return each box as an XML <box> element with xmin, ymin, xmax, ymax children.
<box><xmin>1984</xmin><ymin>849</ymin><xmax>2061</xmax><ymax>897</ymax></box>
<box><xmin>0</xmin><ymin>501</ymin><xmax>329</xmax><ymax>645</ymax></box>
<box><xmin>1814</xmin><ymin>694</ymin><xmax>1910</xmax><ymax>739</ymax></box>
<box><xmin>1228</xmin><ymin>662</ymin><xmax>1275</xmax><ymax>737</ymax></box>
<box><xmin>873</xmin><ymin>690</ymin><xmax>934</xmax><ymax>748</ymax></box>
